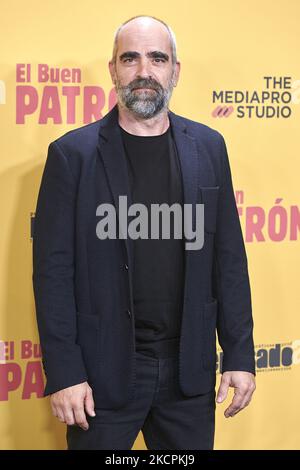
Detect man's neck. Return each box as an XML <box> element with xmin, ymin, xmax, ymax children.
<box><xmin>117</xmin><ymin>103</ymin><xmax>170</xmax><ymax>136</ymax></box>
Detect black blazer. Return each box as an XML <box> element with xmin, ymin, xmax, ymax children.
<box><xmin>32</xmin><ymin>104</ymin><xmax>256</xmax><ymax>409</ymax></box>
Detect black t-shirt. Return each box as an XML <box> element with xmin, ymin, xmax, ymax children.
<box><xmin>119</xmin><ymin>123</ymin><xmax>185</xmax><ymax>358</ymax></box>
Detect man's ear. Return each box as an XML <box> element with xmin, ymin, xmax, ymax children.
<box><xmin>108</xmin><ymin>60</ymin><xmax>116</xmax><ymax>85</ymax></box>
<box><xmin>172</xmin><ymin>61</ymin><xmax>181</xmax><ymax>87</ymax></box>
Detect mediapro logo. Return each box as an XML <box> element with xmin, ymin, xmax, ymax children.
<box><xmin>211</xmin><ymin>76</ymin><xmax>300</xmax><ymax>118</ymax></box>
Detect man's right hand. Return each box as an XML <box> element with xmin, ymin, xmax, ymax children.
<box><xmin>50</xmin><ymin>381</ymin><xmax>96</xmax><ymax>430</ymax></box>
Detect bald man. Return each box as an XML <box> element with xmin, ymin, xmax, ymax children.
<box><xmin>32</xmin><ymin>15</ymin><xmax>256</xmax><ymax>450</ymax></box>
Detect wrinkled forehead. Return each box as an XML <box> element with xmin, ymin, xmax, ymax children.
<box><xmin>117</xmin><ymin>20</ymin><xmax>172</xmax><ymax>58</ymax></box>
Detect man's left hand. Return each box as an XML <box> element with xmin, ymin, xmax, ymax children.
<box><xmin>216</xmin><ymin>371</ymin><xmax>256</xmax><ymax>418</ymax></box>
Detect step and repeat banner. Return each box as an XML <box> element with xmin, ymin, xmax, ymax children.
<box><xmin>0</xmin><ymin>0</ymin><xmax>299</xmax><ymax>450</ymax></box>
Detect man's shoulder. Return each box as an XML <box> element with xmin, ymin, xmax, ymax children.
<box><xmin>51</xmin><ymin>119</ymin><xmax>101</xmax><ymax>154</ymax></box>
<box><xmin>171</xmin><ymin>111</ymin><xmax>224</xmax><ymax>142</ymax></box>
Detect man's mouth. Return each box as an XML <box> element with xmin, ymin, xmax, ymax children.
<box><xmin>132</xmin><ymin>87</ymin><xmax>156</xmax><ymax>91</ymax></box>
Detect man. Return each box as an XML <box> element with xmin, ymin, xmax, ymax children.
<box><xmin>32</xmin><ymin>15</ymin><xmax>256</xmax><ymax>450</ymax></box>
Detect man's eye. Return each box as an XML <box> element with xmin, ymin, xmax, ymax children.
<box><xmin>123</xmin><ymin>58</ymin><xmax>134</xmax><ymax>63</ymax></box>
<box><xmin>154</xmin><ymin>58</ymin><xmax>164</xmax><ymax>63</ymax></box>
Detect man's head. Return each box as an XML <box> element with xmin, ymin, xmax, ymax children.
<box><xmin>109</xmin><ymin>15</ymin><xmax>180</xmax><ymax>119</ymax></box>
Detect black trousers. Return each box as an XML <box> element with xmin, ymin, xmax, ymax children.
<box><xmin>66</xmin><ymin>351</ymin><xmax>216</xmax><ymax>450</ymax></box>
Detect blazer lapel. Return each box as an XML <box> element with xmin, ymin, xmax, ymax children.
<box><xmin>168</xmin><ymin>110</ymin><xmax>199</xmax><ymax>235</ymax></box>
<box><xmin>96</xmin><ymin>106</ymin><xmax>134</xmax><ymax>276</ymax></box>
<box><xmin>168</xmin><ymin>109</ymin><xmax>217</xmax><ymax>233</ymax></box>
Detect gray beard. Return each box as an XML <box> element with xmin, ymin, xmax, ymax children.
<box><xmin>115</xmin><ymin>78</ymin><xmax>174</xmax><ymax>119</ymax></box>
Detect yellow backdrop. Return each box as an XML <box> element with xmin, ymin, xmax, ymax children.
<box><xmin>0</xmin><ymin>0</ymin><xmax>299</xmax><ymax>450</ymax></box>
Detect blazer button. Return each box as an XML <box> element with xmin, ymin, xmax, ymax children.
<box><xmin>126</xmin><ymin>309</ymin><xmax>131</xmax><ymax>318</ymax></box>
<box><xmin>124</xmin><ymin>264</ymin><xmax>129</xmax><ymax>270</ymax></box>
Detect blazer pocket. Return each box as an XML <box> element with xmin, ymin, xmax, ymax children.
<box><xmin>198</xmin><ymin>186</ymin><xmax>219</xmax><ymax>233</ymax></box>
<box><xmin>76</xmin><ymin>312</ymin><xmax>101</xmax><ymax>384</ymax></box>
<box><xmin>202</xmin><ymin>299</ymin><xmax>218</xmax><ymax>371</ymax></box>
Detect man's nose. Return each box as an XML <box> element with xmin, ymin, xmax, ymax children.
<box><xmin>135</xmin><ymin>57</ymin><xmax>151</xmax><ymax>78</ymax></box>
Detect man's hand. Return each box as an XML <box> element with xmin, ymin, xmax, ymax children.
<box><xmin>216</xmin><ymin>371</ymin><xmax>256</xmax><ymax>418</ymax></box>
<box><xmin>50</xmin><ymin>381</ymin><xmax>96</xmax><ymax>430</ymax></box>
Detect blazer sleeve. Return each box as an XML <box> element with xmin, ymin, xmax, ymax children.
<box><xmin>213</xmin><ymin>134</ymin><xmax>256</xmax><ymax>375</ymax></box>
<box><xmin>32</xmin><ymin>140</ymin><xmax>88</xmax><ymax>396</ymax></box>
